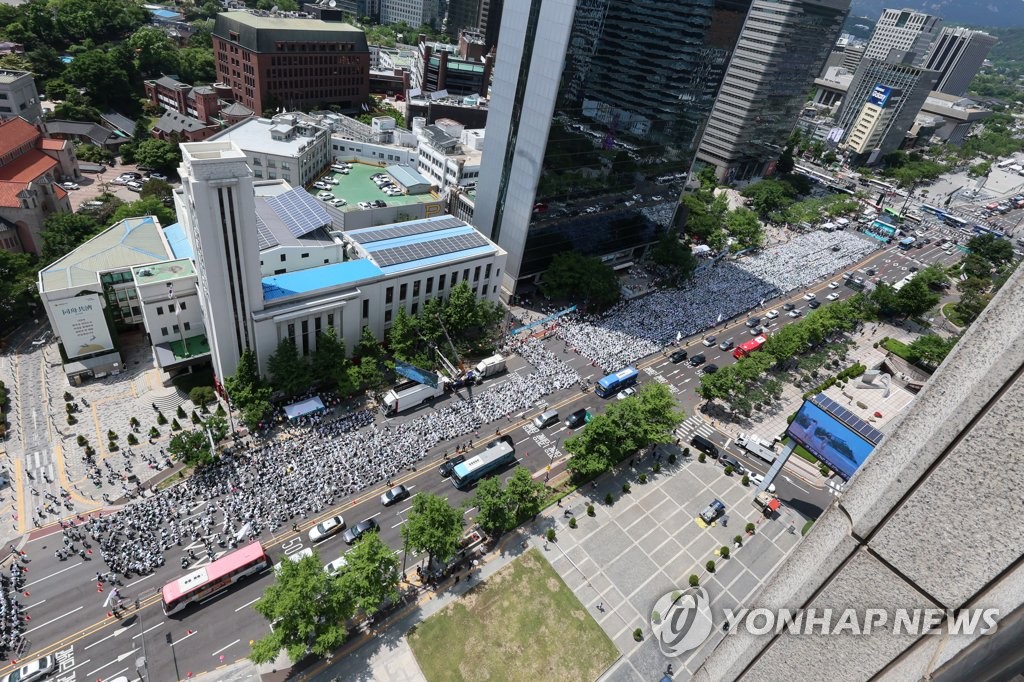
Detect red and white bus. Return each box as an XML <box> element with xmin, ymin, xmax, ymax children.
<box><xmin>161</xmin><ymin>542</ymin><xmax>270</xmax><ymax>615</ymax></box>
<box><xmin>733</xmin><ymin>335</ymin><xmax>767</xmax><ymax>359</ymax></box>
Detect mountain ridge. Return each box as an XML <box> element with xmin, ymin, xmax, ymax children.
<box><xmin>849</xmin><ymin>0</ymin><xmax>1024</xmax><ymax>29</ymax></box>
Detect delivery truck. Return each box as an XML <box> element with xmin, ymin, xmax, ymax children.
<box><xmin>380</xmin><ymin>376</ymin><xmax>448</xmax><ymax>416</ymax></box>
<box><xmin>736</xmin><ymin>433</ymin><xmax>778</xmax><ymax>464</ymax></box>
<box><xmin>473</xmin><ymin>354</ymin><xmax>507</xmax><ymax>380</ymax></box>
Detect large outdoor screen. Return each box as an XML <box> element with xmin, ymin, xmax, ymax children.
<box><xmin>786</xmin><ymin>399</ymin><xmax>877</xmax><ymax>480</ymax></box>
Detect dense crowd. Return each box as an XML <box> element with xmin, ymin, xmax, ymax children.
<box><xmin>62</xmin><ymin>340</ymin><xmax>579</xmax><ymax>579</ymax></box>
<box><xmin>0</xmin><ymin>566</ymin><xmax>25</xmax><ymax>657</ymax></box>
<box><xmin>556</xmin><ymin>231</ymin><xmax>878</xmax><ymax>371</ymax></box>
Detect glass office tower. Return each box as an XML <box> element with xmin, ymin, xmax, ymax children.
<box><xmin>474</xmin><ymin>0</ymin><xmax>752</xmax><ymax>298</ymax></box>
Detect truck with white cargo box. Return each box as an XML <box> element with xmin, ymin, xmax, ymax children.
<box><xmin>473</xmin><ymin>354</ymin><xmax>506</xmax><ymax>380</ymax></box>
<box><xmin>380</xmin><ymin>376</ymin><xmax>448</xmax><ymax>416</ymax></box>
<box><xmin>736</xmin><ymin>433</ymin><xmax>779</xmax><ymax>464</ymax></box>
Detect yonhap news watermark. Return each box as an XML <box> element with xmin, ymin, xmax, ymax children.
<box><xmin>651</xmin><ymin>588</ymin><xmax>1000</xmax><ymax>658</ymax></box>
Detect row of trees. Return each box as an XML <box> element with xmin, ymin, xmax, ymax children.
<box><xmin>683</xmin><ymin>171</ymin><xmax>768</xmax><ymax>251</ymax></box>
<box><xmin>564</xmin><ymin>383</ymin><xmax>684</xmax><ymax>479</ymax></box>
<box><xmin>166</xmin><ymin>414</ymin><xmax>229</xmax><ymax>466</ymax></box>
<box><xmin>954</xmin><ymin>233</ymin><xmax>1018</xmax><ymax>326</ymax></box>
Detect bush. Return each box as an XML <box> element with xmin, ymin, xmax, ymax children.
<box><xmin>622</xmin><ymin>482</ymin><xmax>631</xmax><ymax>494</ymax></box>
<box><xmin>149</xmin><ymin>426</ymin><xmax>160</xmax><ymax>438</ymax></box>
<box><xmin>171</xmin><ymin>419</ymin><xmax>182</xmax><ymax>431</ymax></box>
<box><xmin>724</xmin><ymin>465</ymin><xmax>734</xmax><ymax>476</ymax></box>
<box><xmin>76</xmin><ymin>435</ymin><xmax>87</xmax><ymax>446</ymax></box>
<box><xmin>84</xmin><ymin>445</ymin><xmax>95</xmax><ymax>457</ymax></box>
<box><xmin>176</xmin><ymin>405</ymin><xmax>186</xmax><ymax>419</ymax></box>
<box><xmin>191</xmin><ymin>411</ymin><xmax>201</xmax><ymax>425</ymax></box>
<box><xmin>745</xmin><ymin>522</ymin><xmax>756</xmax><ymax>534</ymax></box>
<box><xmin>65</xmin><ymin>403</ymin><xmax>75</xmax><ymax>414</ymax></box>
<box><xmin>604</xmin><ymin>492</ymin><xmax>613</xmax><ymax>505</ymax></box>
<box><xmin>632</xmin><ymin>628</ymin><xmax>643</xmax><ymax>642</ymax></box>
<box><xmin>741</xmin><ymin>474</ymin><xmax>750</xmax><ymax>486</ymax></box>
<box><xmin>130</xmin><ymin>417</ymin><xmax>140</xmax><ymax>428</ymax></box>
<box><xmin>215</xmin><ymin>404</ymin><xmax>226</xmax><ymax>417</ymax></box>
<box><xmin>189</xmin><ymin>385</ymin><xmax>215</xmax><ymax>407</ymax></box>
<box><xmin>706</xmin><ymin>560</ymin><xmax>716</xmax><ymax>572</ymax></box>
<box><xmin>652</xmin><ymin>462</ymin><xmax>661</xmax><ymax>474</ymax></box>
<box><xmin>668</xmin><ymin>453</ymin><xmax>677</xmax><ymax>465</ymax></box>
<box><xmin>127</xmin><ymin>433</ymin><xmax>138</xmax><ymax>446</ymax></box>
<box><xmin>734</xmin><ymin>535</ymin><xmax>743</xmax><ymax>547</ymax></box>
<box><xmin>67</xmin><ymin>415</ymin><xmax>77</xmax><ymax>425</ymax></box>
<box><xmin>568</xmin><ymin>517</ymin><xmax>577</xmax><ymax>529</ymax></box>
<box><xmin>587</xmin><ymin>504</ymin><xmax>595</xmax><ymax>517</ymax></box>
<box><xmin>786</xmin><ymin>412</ymin><xmax>797</xmax><ymax>424</ymax></box>
<box><xmin>638</xmin><ymin>473</ymin><xmax>648</xmax><ymax>484</ymax></box>
<box><xmin>545</xmin><ymin>528</ymin><xmax>556</xmax><ymax>542</ymax></box>
<box><xmin>63</xmin><ymin>391</ymin><xmax>73</xmax><ymax>402</ymax></box>
<box><xmin>689</xmin><ymin>574</ymin><xmax>699</xmax><ymax>587</ymax></box>
<box><xmin>818</xmin><ymin>463</ymin><xmax>830</xmax><ymax>477</ymax></box>
<box><xmin>698</xmin><ymin>452</ymin><xmax>706</xmax><ymax>463</ymax></box>
<box><xmin>720</xmin><ymin>546</ymin><xmax>730</xmax><ymax>559</ymax></box>
<box><xmin>108</xmin><ymin>441</ymin><xmax>118</xmax><ymax>452</ymax></box>
<box><xmin>107</xmin><ymin>430</ymin><xmax>118</xmax><ymax>440</ymax></box>
<box><xmin>156</xmin><ymin>412</ymin><xmax>167</xmax><ymax>425</ymax></box>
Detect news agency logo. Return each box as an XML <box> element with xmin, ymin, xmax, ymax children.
<box><xmin>650</xmin><ymin>587</ymin><xmax>714</xmax><ymax>657</ymax></box>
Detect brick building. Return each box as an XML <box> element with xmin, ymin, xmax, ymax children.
<box><xmin>213</xmin><ymin>12</ymin><xmax>370</xmax><ymax>116</ymax></box>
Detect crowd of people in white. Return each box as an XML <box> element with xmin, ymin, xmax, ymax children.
<box><xmin>555</xmin><ymin>232</ymin><xmax>878</xmax><ymax>371</ymax></box>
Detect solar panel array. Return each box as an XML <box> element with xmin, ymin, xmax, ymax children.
<box><xmin>349</xmin><ymin>216</ymin><xmax>465</xmax><ymax>245</ymax></box>
<box><xmin>255</xmin><ymin>214</ymin><xmax>278</xmax><ymax>250</ymax></box>
<box><xmin>811</xmin><ymin>394</ymin><xmax>885</xmax><ymax>445</ymax></box>
<box><xmin>371</xmin><ymin>232</ymin><xmax>489</xmax><ymax>267</ymax></box>
<box><xmin>267</xmin><ymin>188</ymin><xmax>332</xmax><ymax>238</ymax></box>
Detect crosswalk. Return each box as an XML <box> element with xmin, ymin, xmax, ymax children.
<box><xmin>27</xmin><ymin>449</ymin><xmax>55</xmax><ymax>485</ymax></box>
<box><xmin>675</xmin><ymin>415</ymin><xmax>714</xmax><ymax>444</ymax></box>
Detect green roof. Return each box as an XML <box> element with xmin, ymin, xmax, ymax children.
<box><xmin>39</xmin><ymin>216</ymin><xmax>170</xmax><ymax>293</ymax></box>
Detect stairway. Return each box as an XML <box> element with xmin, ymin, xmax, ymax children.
<box><xmin>151</xmin><ymin>387</ymin><xmax>189</xmax><ymax>413</ymax></box>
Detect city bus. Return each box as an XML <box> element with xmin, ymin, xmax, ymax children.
<box><xmin>882</xmin><ymin>207</ymin><xmax>904</xmax><ymax>223</ymax></box>
<box><xmin>733</xmin><ymin>335</ymin><xmax>767</xmax><ymax>359</ymax></box>
<box><xmin>867</xmin><ymin>178</ymin><xmax>898</xmax><ymax>193</ymax></box>
<box><xmin>898</xmin><ymin>236</ymin><xmax>917</xmax><ymax>250</ymax></box>
<box><xmin>161</xmin><ymin>542</ymin><xmax>270</xmax><ymax>615</ymax></box>
<box><xmin>919</xmin><ymin>203</ymin><xmax>944</xmax><ymax>217</ymax></box>
<box><xmin>973</xmin><ymin>224</ymin><xmax>1006</xmax><ymax>239</ymax></box>
<box><xmin>945</xmin><ymin>214</ymin><xmax>969</xmax><ymax>229</ymax></box>
<box><xmin>451</xmin><ymin>438</ymin><xmax>517</xmax><ymax>490</ymax></box>
<box><xmin>595</xmin><ymin>366</ymin><xmax>639</xmax><ymax>398</ymax></box>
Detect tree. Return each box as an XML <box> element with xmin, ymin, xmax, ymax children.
<box><xmin>309</xmin><ymin>327</ymin><xmax>357</xmax><ymax>395</ymax></box>
<box><xmin>128</xmin><ymin>26</ymin><xmax>180</xmax><ymax>77</ymax></box>
<box><xmin>471</xmin><ymin>476</ymin><xmax>514</xmax><ymax>535</ymax></box>
<box><xmin>337</xmin><ymin>531</ymin><xmax>400</xmax><ymax>617</ymax></box>
<box><xmin>967</xmin><ymin>233</ymin><xmax>1015</xmax><ymax>267</ymax></box>
<box><xmin>177</xmin><ymin>47</ymin><xmax>216</xmax><ymax>84</ymax></box>
<box><xmin>0</xmin><ymin>249</ymin><xmax>39</xmax><ymax>330</ymax></box>
<box><xmin>440</xmin><ymin>280</ymin><xmax>503</xmax><ymax>346</ymax></box>
<box><xmin>110</xmin><ymin>197</ymin><xmax>176</xmax><ymax>229</ymax></box>
<box><xmin>649</xmin><ymin>231</ymin><xmax>697</xmax><ymax>284</ymax></box>
<box><xmin>167</xmin><ymin>429</ymin><xmax>213</xmax><ymax>466</ymax></box>
<box><xmin>250</xmin><ymin>551</ymin><xmax>353</xmax><ymax>664</ymax></box>
<box><xmin>40</xmin><ymin>212</ymin><xmax>101</xmax><ymax>262</ymax></box>
<box><xmin>133</xmin><ymin>139</ymin><xmax>182</xmax><ymax>175</ymax></box>
<box><xmin>680</xmin><ymin>193</ymin><xmax>726</xmax><ymax>248</ymax></box>
<box><xmin>541</xmin><ymin>251</ymin><xmax>620</xmax><ymax>310</ymax></box>
<box><xmin>741</xmin><ymin>179</ymin><xmax>796</xmax><ymax>219</ymax></box>
<box><xmin>61</xmin><ymin>50</ymin><xmax>132</xmax><ymax>110</ymax></box>
<box><xmin>777</xmin><ymin>146</ymin><xmax>795</xmax><ymax>175</ymax></box>
<box><xmin>723</xmin><ymin>208</ymin><xmax>764</xmax><ymax>251</ymax></box>
<box><xmin>140</xmin><ymin>179</ymin><xmax>173</xmax><ymax>200</ymax></box>
<box><xmin>400</xmin><ymin>493</ymin><xmax>464</xmax><ymax>570</ymax></box>
<box><xmin>894</xmin><ymin>276</ymin><xmax>941</xmax><ymax>319</ymax></box>
<box><xmin>267</xmin><ymin>337</ymin><xmax>311</xmax><ymax>397</ymax></box>
<box><xmin>225</xmin><ymin>349</ymin><xmax>273</xmax><ymax>431</ymax></box>
<box><xmin>504</xmin><ymin>467</ymin><xmax>546</xmax><ymax>522</ymax></box>
<box><xmin>907</xmin><ymin>334</ymin><xmax>957</xmax><ymax>366</ymax></box>
<box><xmin>968</xmin><ymin>161</ymin><xmax>992</xmax><ymax>178</ymax></box>
<box><xmin>202</xmin><ymin>414</ymin><xmax>229</xmax><ymax>443</ymax></box>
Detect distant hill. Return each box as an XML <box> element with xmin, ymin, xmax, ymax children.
<box><xmin>850</xmin><ymin>0</ymin><xmax>1024</xmax><ymax>29</ymax></box>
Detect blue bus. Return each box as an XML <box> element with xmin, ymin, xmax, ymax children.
<box><xmin>451</xmin><ymin>437</ymin><xmax>516</xmax><ymax>490</ymax></box>
<box><xmin>944</xmin><ymin>214</ymin><xmax>969</xmax><ymax>229</ymax></box>
<box><xmin>973</xmin><ymin>224</ymin><xmax>1006</xmax><ymax>239</ymax></box>
<box><xmin>596</xmin><ymin>366</ymin><xmax>639</xmax><ymax>398</ymax></box>
<box><xmin>898</xmin><ymin>236</ymin><xmax>916</xmax><ymax>250</ymax></box>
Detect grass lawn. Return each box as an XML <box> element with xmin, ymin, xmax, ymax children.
<box><xmin>782</xmin><ymin>436</ymin><xmax>818</xmax><ymax>464</ymax></box>
<box><xmin>881</xmin><ymin>337</ymin><xmax>915</xmax><ymax>362</ymax></box>
<box><xmin>408</xmin><ymin>549</ymin><xmax>617</xmax><ymax>682</ymax></box>
<box><xmin>942</xmin><ymin>302</ymin><xmax>967</xmax><ymax>328</ymax></box>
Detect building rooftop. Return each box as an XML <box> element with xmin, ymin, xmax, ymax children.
<box><xmin>162</xmin><ymin>222</ymin><xmax>194</xmax><ymax>260</ymax></box>
<box><xmin>214</xmin><ymin>12</ymin><xmax>368</xmax><ymax>53</ymax></box>
<box><xmin>0</xmin><ymin>69</ymin><xmax>30</xmax><ymax>84</ymax></box>
<box><xmin>386</xmin><ymin>164</ymin><xmax>431</xmax><ymax>189</ymax></box>
<box><xmin>155</xmin><ymin>110</ymin><xmax>212</xmax><ymax>134</ymax></box>
<box><xmin>209</xmin><ymin>115</ymin><xmax>324</xmax><ymax>158</ymax></box>
<box><xmin>347</xmin><ymin>215</ymin><xmax>497</xmax><ymax>275</ymax></box>
<box><xmin>261</xmin><ymin>258</ymin><xmax>383</xmax><ymax>302</ymax></box>
<box><xmin>309</xmin><ymin>162</ymin><xmax>438</xmax><ymax>211</ymax></box>
<box><xmin>254</xmin><ymin>186</ymin><xmax>337</xmax><ymax>250</ymax></box>
<box><xmin>132</xmin><ymin>258</ymin><xmax>195</xmax><ymax>286</ymax></box>
<box><xmin>0</xmin><ymin>149</ymin><xmax>56</xmax><ymax>184</ymax></box>
<box><xmin>39</xmin><ymin>216</ymin><xmax>170</xmax><ymax>292</ymax></box>
<box><xmin>0</xmin><ymin>116</ymin><xmax>39</xmax><ymax>157</ymax></box>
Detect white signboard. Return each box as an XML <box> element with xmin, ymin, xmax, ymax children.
<box><xmin>53</xmin><ymin>294</ymin><xmax>114</xmax><ymax>359</ymax></box>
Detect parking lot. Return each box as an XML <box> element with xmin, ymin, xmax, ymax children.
<box><xmin>540</xmin><ymin>448</ymin><xmax>804</xmax><ymax>681</ymax></box>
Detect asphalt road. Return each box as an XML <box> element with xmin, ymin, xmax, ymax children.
<box><xmin>1</xmin><ymin>235</ymin><xmax>958</xmax><ymax>682</ymax></box>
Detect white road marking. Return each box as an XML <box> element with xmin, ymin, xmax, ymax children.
<box><xmin>85</xmin><ymin>632</ymin><xmax>118</xmax><ymax>650</ymax></box>
<box><xmin>390</xmin><ymin>520</ymin><xmax>407</xmax><ymax>529</ymax></box>
<box><xmin>25</xmin><ymin>605</ymin><xmax>83</xmax><ymax>634</ymax></box>
<box><xmin>234</xmin><ymin>596</ymin><xmax>262</xmax><ymax>613</ymax></box>
<box><xmin>126</xmin><ymin>574</ymin><xmax>152</xmax><ymax>587</ymax></box>
<box><xmin>463</xmin><ymin>506</ymin><xmax>477</xmax><ymax>516</ymax></box>
<box><xmin>132</xmin><ymin>623</ymin><xmax>163</xmax><ymax>639</ymax></box>
<box><xmin>212</xmin><ymin>639</ymin><xmax>241</xmax><ymax>657</ymax></box>
<box><xmin>25</xmin><ymin>561</ymin><xmax>83</xmax><ymax>587</ymax></box>
<box><xmin>25</xmin><ymin>598</ymin><xmax>46</xmax><ymax>609</ymax></box>
<box><xmin>170</xmin><ymin>629</ymin><xmax>199</xmax><ymax>647</ymax></box>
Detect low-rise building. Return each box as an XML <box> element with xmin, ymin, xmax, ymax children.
<box><xmin>41</xmin><ymin>119</ymin><xmax>128</xmax><ymax>153</ymax></box>
<box><xmin>0</xmin><ymin>69</ymin><xmax>42</xmax><ymax>123</ymax></box>
<box><xmin>415</xmin><ymin>121</ymin><xmax>482</xmax><ymax>189</ymax></box>
<box><xmin>209</xmin><ymin>112</ymin><xmax>331</xmax><ymax>188</ymax></box>
<box><xmin>411</xmin><ymin>32</ymin><xmax>492</xmax><ymax>97</ymax></box>
<box><xmin>915</xmin><ymin>92</ymin><xmax>992</xmax><ymax>145</ymax></box>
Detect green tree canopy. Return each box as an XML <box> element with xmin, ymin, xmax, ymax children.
<box><xmin>267</xmin><ymin>337</ymin><xmax>312</xmax><ymax>397</ymax></box>
<box><xmin>723</xmin><ymin>207</ymin><xmax>764</xmax><ymax>251</ymax></box>
<box><xmin>133</xmin><ymin>139</ymin><xmax>183</xmax><ymax>175</ymax></box>
<box><xmin>309</xmin><ymin>327</ymin><xmax>358</xmax><ymax>395</ymax></box>
<box><xmin>110</xmin><ymin>196</ymin><xmax>176</xmax><ymax>228</ymax></box>
<box><xmin>40</xmin><ymin>212</ymin><xmax>101</xmax><ymax>263</ymax></box>
<box><xmin>967</xmin><ymin>233</ymin><xmax>1015</xmax><ymax>267</ymax></box>
<box><xmin>250</xmin><ymin>551</ymin><xmax>353</xmax><ymax>664</ymax></box>
<box><xmin>167</xmin><ymin>429</ymin><xmax>213</xmax><ymax>466</ymax></box>
<box><xmin>649</xmin><ymin>230</ymin><xmax>697</xmax><ymax>284</ymax></box>
<box><xmin>61</xmin><ymin>49</ymin><xmax>132</xmax><ymax>110</ymax></box>
<box><xmin>128</xmin><ymin>26</ymin><xmax>179</xmax><ymax>77</ymax></box>
<box><xmin>139</xmin><ymin>178</ymin><xmax>173</xmax><ymax>200</ymax></box>
<box><xmin>741</xmin><ymin>179</ymin><xmax>797</xmax><ymax>219</ymax></box>
<box><xmin>400</xmin><ymin>493</ymin><xmax>464</xmax><ymax>569</ymax></box>
<box><xmin>907</xmin><ymin>334</ymin><xmax>958</xmax><ymax>367</ymax></box>
<box><xmin>336</xmin><ymin>530</ymin><xmax>400</xmax><ymax>617</ymax></box>
<box><xmin>470</xmin><ymin>476</ymin><xmax>514</xmax><ymax>536</ymax></box>
<box><xmin>0</xmin><ymin>249</ymin><xmax>39</xmax><ymax>330</ymax></box>
<box><xmin>540</xmin><ymin>251</ymin><xmax>620</xmax><ymax>310</ymax></box>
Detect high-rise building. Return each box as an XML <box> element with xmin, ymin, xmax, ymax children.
<box><xmin>380</xmin><ymin>0</ymin><xmax>444</xmax><ymax>28</ymax></box>
<box><xmin>213</xmin><ymin>12</ymin><xmax>370</xmax><ymax>115</ymax></box>
<box><xmin>694</xmin><ymin>260</ymin><xmax>1024</xmax><ymax>682</ymax></box>
<box><xmin>478</xmin><ymin>0</ymin><xmax>504</xmax><ymax>53</ymax></box>
<box><xmin>922</xmin><ymin>26</ymin><xmax>997</xmax><ymax>97</ymax></box>
<box><xmin>835</xmin><ymin>57</ymin><xmax>938</xmax><ymax>163</ymax></box>
<box><xmin>695</xmin><ymin>0</ymin><xmax>850</xmax><ymax>182</ymax></box>
<box><xmin>474</xmin><ymin>0</ymin><xmax>751</xmax><ymax>298</ymax></box>
<box><xmin>862</xmin><ymin>8</ymin><xmax>942</xmax><ymax>66</ymax></box>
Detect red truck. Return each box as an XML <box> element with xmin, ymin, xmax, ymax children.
<box><xmin>733</xmin><ymin>335</ymin><xmax>767</xmax><ymax>359</ymax></box>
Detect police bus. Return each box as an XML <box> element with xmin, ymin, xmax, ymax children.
<box><xmin>451</xmin><ymin>437</ymin><xmax>517</xmax><ymax>490</ymax></box>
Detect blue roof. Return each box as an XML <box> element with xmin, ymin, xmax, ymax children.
<box><xmin>262</xmin><ymin>259</ymin><xmax>384</xmax><ymax>302</ymax></box>
<box><xmin>386</xmin><ymin>164</ymin><xmax>431</xmax><ymax>189</ymax></box>
<box><xmin>151</xmin><ymin>8</ymin><xmax>182</xmax><ymax>18</ymax></box>
<box><xmin>162</xmin><ymin>222</ymin><xmax>194</xmax><ymax>260</ymax></box>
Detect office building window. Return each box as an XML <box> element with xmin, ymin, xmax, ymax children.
<box><xmin>180</xmin><ymin>301</ymin><xmax>186</xmax><ymax>310</ymax></box>
<box><xmin>280</xmin><ymin>254</ymin><xmax>286</xmax><ymax>262</ymax></box>
<box><xmin>400</xmin><ymin>283</ymin><xmax>407</xmax><ymax>300</ymax></box>
<box><xmin>168</xmin><ymin>304</ymin><xmax>175</xmax><ymax>313</ymax></box>
<box><xmin>160</xmin><ymin>327</ymin><xmax>168</xmax><ymax>336</ymax></box>
<box><xmin>172</xmin><ymin>324</ymin><xmax>179</xmax><ymax>334</ymax></box>
<box><xmin>314</xmin><ymin>316</ymin><xmax>322</xmax><ymax>338</ymax></box>
<box><xmin>439</xmin><ymin>274</ymin><xmax>446</xmax><ymax>290</ymax></box>
<box><xmin>327</xmin><ymin>313</ymin><xmax>334</xmax><ymax>329</ymax></box>
<box><xmin>463</xmin><ymin>268</ymin><xmax>470</xmax><ymax>282</ymax></box>
<box><xmin>183</xmin><ymin>321</ymin><xmax>191</xmax><ymax>331</ymax></box>
<box><xmin>385</xmin><ymin>309</ymin><xmax>392</xmax><ymax>323</ymax></box>
<box><xmin>426</xmin><ymin>277</ymin><xmax>433</xmax><ymax>294</ymax></box>
<box><xmin>411</xmin><ymin>302</ymin><xmax>418</xmax><ymax>315</ymax></box>
<box><xmin>362</xmin><ymin>299</ymin><xmax>369</xmax><ymax>318</ymax></box>
<box><xmin>287</xmin><ymin>323</ymin><xmax>295</xmax><ymax>342</ymax></box>
<box><xmin>301</xmin><ymin>320</ymin><xmax>309</xmax><ymax>355</ymax></box>
<box><xmin>386</xmin><ymin>286</ymin><xmax>394</xmax><ymax>304</ymax></box>
<box><xmin>474</xmin><ymin>266</ymin><xmax>480</xmax><ymax>282</ymax></box>
<box><xmin>413</xmin><ymin>280</ymin><xmax>420</xmax><ymax>297</ymax></box>
<box><xmin>485</xmin><ymin>264</ymin><xmax>491</xmax><ymax>279</ymax></box>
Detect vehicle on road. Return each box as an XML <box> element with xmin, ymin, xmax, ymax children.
<box><xmin>783</xmin><ymin>302</ymin><xmax>796</xmax><ymax>311</ymax></box>
<box><xmin>451</xmin><ymin>439</ymin><xmax>517</xmax><ymax>490</ymax></box>
<box><xmin>788</xmin><ymin>308</ymin><xmax>803</xmax><ymax>318</ymax></box>
<box><xmin>60</xmin><ymin>181</ymin><xmax>79</xmax><ymax>190</ymax></box>
<box><xmin>274</xmin><ymin>547</ymin><xmax>313</xmax><ymax>573</ymax></box>
<box><xmin>1</xmin><ymin>656</ymin><xmax>55</xmax><ymax>682</ymax></box>
<box><xmin>532</xmin><ymin>409</ymin><xmax>560</xmax><ymax>429</ymax></box>
<box><xmin>699</xmin><ymin>499</ymin><xmax>726</xmax><ymax>524</ymax></box>
<box><xmin>380</xmin><ymin>484</ymin><xmax>410</xmax><ymax>506</ymax></box>
<box><xmin>324</xmin><ymin>555</ymin><xmax>348</xmax><ymax>576</ymax></box>
<box><xmin>749</xmin><ymin>472</ymin><xmax>777</xmax><ymax>493</ymax></box>
<box><xmin>704</xmin><ymin>364</ymin><xmax>719</xmax><ymax>374</ymax></box>
<box><xmin>736</xmin><ymin>433</ymin><xmax>778</xmax><ymax>464</ymax></box>
<box><xmin>669</xmin><ymin>349</ymin><xmax>688</xmax><ymax>363</ymax></box>
<box><xmin>163</xmin><ymin>542</ymin><xmax>270</xmax><ymax>615</ymax></box>
<box><xmin>765</xmin><ymin>310</ymin><xmax>778</xmax><ymax>319</ymax></box>
<box><xmin>829</xmin><ymin>282</ymin><xmax>840</xmax><ymax>289</ymax></box>
<box><xmin>690</xmin><ymin>434</ymin><xmax>719</xmax><ymax>458</ymax></box>
<box><xmin>745</xmin><ymin>317</ymin><xmax>760</xmax><ymax>328</ymax></box>
<box><xmin>381</xmin><ymin>376</ymin><xmax>448</xmax><ymax>416</ymax></box>
<box><xmin>616</xmin><ymin>387</ymin><xmax>637</xmax><ymax>400</ymax></box>
<box><xmin>733</xmin><ymin>335</ymin><xmax>767</xmax><ymax>359</ymax></box>
<box><xmin>473</xmin><ymin>354</ymin><xmax>507</xmax><ymax>380</ymax></box>
<box><xmin>702</xmin><ymin>335</ymin><xmax>717</xmax><ymax>347</ymax></box>
<box><xmin>718</xmin><ymin>338</ymin><xmax>734</xmax><ymax>351</ymax></box>
<box><xmin>342</xmin><ymin>519</ymin><xmax>380</xmax><ymax>545</ymax></box>
<box><xmin>803</xmin><ymin>292</ymin><xmax>816</xmax><ymax>301</ymax></box>
<box><xmin>596</xmin><ymin>366</ymin><xmax>639</xmax><ymax>398</ymax></box>
<box><xmin>826</xmin><ymin>292</ymin><xmax>840</xmax><ymax>301</ymax></box>
<box><xmin>720</xmin><ymin>455</ymin><xmax>746</xmax><ymax>475</ymax></box>
<box><xmin>689</xmin><ymin>353</ymin><xmax>706</xmax><ymax>366</ymax></box>
<box><xmin>309</xmin><ymin>515</ymin><xmax>345</xmax><ymax>543</ymax></box>
<box><xmin>438</xmin><ymin>454</ymin><xmax>466</xmax><ymax>477</ymax></box>
<box><xmin>565</xmin><ymin>408</ymin><xmax>590</xmax><ymax>428</ymax></box>
<box><xmin>809</xmin><ymin>300</ymin><xmax>821</xmax><ymax>309</ymax></box>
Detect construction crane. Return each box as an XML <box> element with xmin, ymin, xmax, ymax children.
<box><xmin>435</xmin><ymin>312</ymin><xmax>465</xmax><ymax>373</ymax></box>
<box><xmin>433</xmin><ymin>345</ymin><xmax>461</xmax><ymax>380</ymax></box>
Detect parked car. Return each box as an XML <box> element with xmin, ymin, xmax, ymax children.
<box><xmin>438</xmin><ymin>454</ymin><xmax>466</xmax><ymax>477</ymax></box>
<box><xmin>702</xmin><ymin>335</ymin><xmax>717</xmax><ymax>347</ymax></box>
<box><xmin>1</xmin><ymin>656</ymin><xmax>55</xmax><ymax>682</ymax></box>
<box><xmin>699</xmin><ymin>499</ymin><xmax>726</xmax><ymax>524</ymax></box>
<box><xmin>380</xmin><ymin>484</ymin><xmax>410</xmax><ymax>506</ymax></box>
<box><xmin>669</xmin><ymin>349</ymin><xmax>688</xmax><ymax>364</ymax></box>
<box><xmin>323</xmin><ymin>555</ymin><xmax>348</xmax><ymax>577</ymax></box>
<box><xmin>309</xmin><ymin>515</ymin><xmax>345</xmax><ymax>543</ymax></box>
<box><xmin>704</xmin><ymin>364</ymin><xmax>719</xmax><ymax>374</ymax></box>
<box><xmin>342</xmin><ymin>518</ymin><xmax>379</xmax><ymax>545</ymax></box>
<box><xmin>60</xmin><ymin>181</ymin><xmax>79</xmax><ymax>190</ymax></box>
<box><xmin>149</xmin><ymin>172</ymin><xmax>169</xmax><ymax>182</ymax></box>
<box><xmin>329</xmin><ymin>198</ymin><xmax>347</xmax><ymax>208</ymax></box>
<box><xmin>720</xmin><ymin>455</ymin><xmax>745</xmax><ymax>475</ymax></box>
